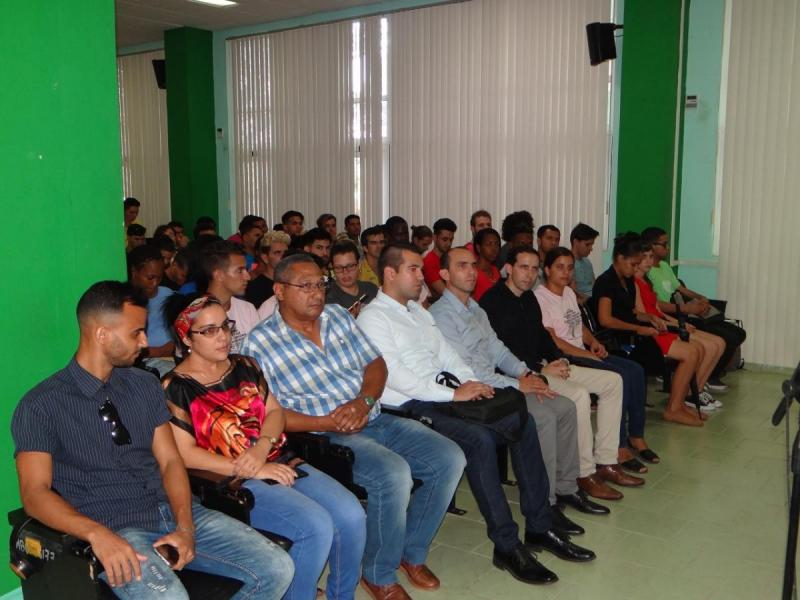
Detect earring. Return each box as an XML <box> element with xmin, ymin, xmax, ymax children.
<box><xmin>186</xmin><ymin>347</ymin><xmax>192</xmax><ymax>354</ymax></box>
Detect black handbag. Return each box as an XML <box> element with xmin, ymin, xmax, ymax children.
<box><xmin>434</xmin><ymin>372</ymin><xmax>529</xmax><ymax>441</ymax></box>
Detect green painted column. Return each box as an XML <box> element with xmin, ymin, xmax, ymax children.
<box><xmin>165</xmin><ymin>27</ymin><xmax>219</xmax><ymax>231</ymax></box>
<box><xmin>615</xmin><ymin>0</ymin><xmax>684</xmax><ymax>235</ymax></box>
<box><xmin>0</xmin><ymin>1</ymin><xmax>123</xmax><ymax>592</ymax></box>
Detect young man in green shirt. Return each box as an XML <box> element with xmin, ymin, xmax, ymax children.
<box><xmin>641</xmin><ymin>227</ymin><xmax>746</xmax><ymax>391</ymax></box>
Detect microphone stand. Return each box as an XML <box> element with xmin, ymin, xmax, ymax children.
<box><xmin>771</xmin><ymin>362</ymin><xmax>800</xmax><ymax>600</ymax></box>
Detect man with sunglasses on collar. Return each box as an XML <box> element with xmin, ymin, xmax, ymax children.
<box><xmin>11</xmin><ymin>281</ymin><xmax>293</xmax><ymax>599</ymax></box>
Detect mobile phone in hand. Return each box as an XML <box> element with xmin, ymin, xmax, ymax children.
<box><xmin>348</xmin><ymin>294</ymin><xmax>369</xmax><ymax>312</ymax></box>
<box><xmin>155</xmin><ymin>544</ymin><xmax>179</xmax><ymax>567</ymax></box>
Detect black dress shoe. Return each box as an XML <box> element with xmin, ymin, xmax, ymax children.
<box><xmin>525</xmin><ymin>529</ymin><xmax>596</xmax><ymax>562</ymax></box>
<box><xmin>492</xmin><ymin>544</ymin><xmax>559</xmax><ymax>585</ymax></box>
<box><xmin>556</xmin><ymin>490</ymin><xmax>611</xmax><ymax>515</ymax></box>
<box><xmin>551</xmin><ymin>505</ymin><xmax>585</xmax><ymax>535</ymax></box>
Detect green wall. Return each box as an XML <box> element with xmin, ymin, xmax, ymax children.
<box><xmin>615</xmin><ymin>1</ymin><xmax>684</xmax><ymax>235</ymax></box>
<box><xmin>0</xmin><ymin>1</ymin><xmax>124</xmax><ymax>593</ymax></box>
<box><xmin>165</xmin><ymin>27</ymin><xmax>219</xmax><ymax>231</ymax></box>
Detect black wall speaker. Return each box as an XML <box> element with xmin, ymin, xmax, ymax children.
<box><xmin>586</xmin><ymin>22</ymin><xmax>620</xmax><ymax>66</ymax></box>
<box><xmin>152</xmin><ymin>59</ymin><xmax>166</xmax><ymax>90</ymax></box>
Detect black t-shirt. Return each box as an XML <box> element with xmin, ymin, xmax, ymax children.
<box><xmin>245</xmin><ymin>274</ymin><xmax>275</xmax><ymax>309</ymax></box>
<box><xmin>325</xmin><ymin>280</ymin><xmax>378</xmax><ymax>310</ymax></box>
<box><xmin>592</xmin><ymin>266</ymin><xmax>638</xmax><ymax>324</ymax></box>
<box><xmin>479</xmin><ymin>280</ymin><xmax>562</xmax><ymax>369</ymax></box>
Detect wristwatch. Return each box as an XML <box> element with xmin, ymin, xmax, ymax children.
<box><xmin>361</xmin><ymin>395</ymin><xmax>377</xmax><ymax>408</ymax></box>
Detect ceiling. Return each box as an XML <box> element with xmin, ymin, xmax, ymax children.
<box><xmin>116</xmin><ymin>0</ymin><xmax>385</xmax><ymax>47</ymax></box>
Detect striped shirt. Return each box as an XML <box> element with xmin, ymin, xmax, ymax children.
<box><xmin>241</xmin><ymin>304</ymin><xmax>382</xmax><ymax>421</ymax></box>
<box><xmin>11</xmin><ymin>359</ymin><xmax>170</xmax><ymax>532</ymax></box>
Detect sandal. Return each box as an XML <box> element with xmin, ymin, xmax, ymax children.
<box><xmin>620</xmin><ymin>458</ymin><xmax>648</xmax><ymax>474</ymax></box>
<box><xmin>637</xmin><ymin>448</ymin><xmax>661</xmax><ymax>464</ymax></box>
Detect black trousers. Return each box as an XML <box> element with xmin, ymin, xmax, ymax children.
<box><xmin>693</xmin><ymin>319</ymin><xmax>747</xmax><ymax>377</ymax></box>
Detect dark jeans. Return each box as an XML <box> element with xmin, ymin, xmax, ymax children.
<box><xmin>577</xmin><ymin>354</ymin><xmax>647</xmax><ymax>444</ymax></box>
<box><xmin>694</xmin><ymin>319</ymin><xmax>746</xmax><ymax>377</ymax></box>
<box><xmin>402</xmin><ymin>400</ymin><xmax>552</xmax><ymax>553</ymax></box>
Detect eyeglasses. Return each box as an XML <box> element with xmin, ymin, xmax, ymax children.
<box><xmin>332</xmin><ymin>263</ymin><xmax>358</xmax><ymax>274</ymax></box>
<box><xmin>652</xmin><ymin>242</ymin><xmax>670</xmax><ymax>248</ymax></box>
<box><xmin>190</xmin><ymin>319</ymin><xmax>236</xmax><ymax>337</ymax></box>
<box><xmin>99</xmin><ymin>399</ymin><xmax>132</xmax><ymax>446</ymax></box>
<box><xmin>277</xmin><ymin>277</ymin><xmax>331</xmax><ymax>293</ymax></box>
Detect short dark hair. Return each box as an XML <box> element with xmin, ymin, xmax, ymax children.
<box><xmin>385</xmin><ymin>216</ymin><xmax>408</xmax><ymax>230</ymax></box>
<box><xmin>640</xmin><ymin>226</ymin><xmax>668</xmax><ymax>245</ymax></box>
<box><xmin>433</xmin><ymin>218</ymin><xmax>458</xmax><ymax>235</ymax></box>
<box><xmin>473</xmin><ymin>227</ymin><xmax>500</xmax><ymax>248</ymax></box>
<box><xmin>506</xmin><ymin>244</ymin><xmax>539</xmax><ymax>266</ymax></box>
<box><xmin>238</xmin><ymin>215</ymin><xmax>263</xmax><ymax>235</ymax></box>
<box><xmin>316</xmin><ymin>213</ymin><xmax>336</xmax><ymax>228</ymax></box>
<box><xmin>537</xmin><ymin>224</ymin><xmax>560</xmax><ymax>239</ymax></box>
<box><xmin>330</xmin><ymin>241</ymin><xmax>359</xmax><ymax>263</ymax></box>
<box><xmin>153</xmin><ymin>224</ymin><xmax>174</xmax><ymax>239</ymax></box>
<box><xmin>193</xmin><ymin>216</ymin><xmax>217</xmax><ymax>239</ymax></box>
<box><xmin>378</xmin><ymin>243</ymin><xmax>419</xmax><ymax>284</ymax></box>
<box><xmin>152</xmin><ymin>236</ymin><xmax>176</xmax><ymax>254</ymax></box>
<box><xmin>570</xmin><ymin>223</ymin><xmax>599</xmax><ymax>244</ymax></box>
<box><xmin>542</xmin><ymin>247</ymin><xmax>574</xmax><ymax>271</ymax></box>
<box><xmin>76</xmin><ymin>281</ymin><xmax>147</xmax><ymax>326</ymax></box>
<box><xmin>361</xmin><ymin>225</ymin><xmax>385</xmax><ymax>246</ymax></box>
<box><xmin>127</xmin><ymin>223</ymin><xmax>146</xmax><ymax>237</ymax></box>
<box><xmin>274</xmin><ymin>253</ymin><xmax>321</xmax><ymax>283</ymax></box>
<box><xmin>344</xmin><ymin>214</ymin><xmax>360</xmax><ymax>225</ymax></box>
<box><xmin>613</xmin><ymin>232</ymin><xmax>644</xmax><ymax>259</ymax></box>
<box><xmin>173</xmin><ymin>248</ymin><xmax>191</xmax><ymax>270</ymax></box>
<box><xmin>470</xmin><ymin>210</ymin><xmax>491</xmax><ymax>227</ymax></box>
<box><xmin>127</xmin><ymin>244</ymin><xmax>163</xmax><ymax>277</ymax></box>
<box><xmin>411</xmin><ymin>225</ymin><xmax>433</xmax><ymax>240</ymax></box>
<box><xmin>501</xmin><ymin>211</ymin><xmax>534</xmax><ymax>242</ymax></box>
<box><xmin>167</xmin><ymin>220</ymin><xmax>184</xmax><ymax>230</ymax></box>
<box><xmin>281</xmin><ymin>210</ymin><xmax>304</xmax><ymax>224</ymax></box>
<box><xmin>302</xmin><ymin>227</ymin><xmax>332</xmax><ymax>246</ymax></box>
<box><xmin>198</xmin><ymin>240</ymin><xmax>245</xmax><ymax>292</ymax></box>
<box><xmin>123</xmin><ymin>197</ymin><xmax>140</xmax><ymax>209</ymax></box>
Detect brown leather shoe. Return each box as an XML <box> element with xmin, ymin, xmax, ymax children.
<box><xmin>597</xmin><ymin>464</ymin><xmax>645</xmax><ymax>487</ymax></box>
<box><xmin>360</xmin><ymin>577</ymin><xmax>413</xmax><ymax>600</ymax></box>
<box><xmin>400</xmin><ymin>560</ymin><xmax>440</xmax><ymax>590</ymax></box>
<box><xmin>577</xmin><ymin>473</ymin><xmax>623</xmax><ymax>500</ymax></box>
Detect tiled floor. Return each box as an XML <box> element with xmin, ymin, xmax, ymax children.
<box><xmin>353</xmin><ymin>367</ymin><xmax>794</xmax><ymax>600</ymax></box>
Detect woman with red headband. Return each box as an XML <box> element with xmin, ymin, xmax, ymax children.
<box><xmin>162</xmin><ymin>296</ymin><xmax>366</xmax><ymax>600</ymax></box>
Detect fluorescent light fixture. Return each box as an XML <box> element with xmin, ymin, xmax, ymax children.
<box><xmin>188</xmin><ymin>0</ymin><xmax>238</xmax><ymax>6</ymax></box>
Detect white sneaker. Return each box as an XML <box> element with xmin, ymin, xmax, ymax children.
<box><xmin>701</xmin><ymin>390</ymin><xmax>723</xmax><ymax>408</ymax></box>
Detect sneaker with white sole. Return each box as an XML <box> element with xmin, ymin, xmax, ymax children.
<box><xmin>685</xmin><ymin>393</ymin><xmax>716</xmax><ymax>412</ymax></box>
<box><xmin>701</xmin><ymin>390</ymin><xmax>722</xmax><ymax>408</ymax></box>
<box><xmin>705</xmin><ymin>378</ymin><xmax>728</xmax><ymax>392</ymax></box>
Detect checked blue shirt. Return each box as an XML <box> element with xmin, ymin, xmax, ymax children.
<box><xmin>241</xmin><ymin>304</ymin><xmax>383</xmax><ymax>421</ymax></box>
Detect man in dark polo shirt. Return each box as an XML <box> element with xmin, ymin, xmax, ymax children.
<box><xmin>11</xmin><ymin>281</ymin><xmax>293</xmax><ymax>599</ymax></box>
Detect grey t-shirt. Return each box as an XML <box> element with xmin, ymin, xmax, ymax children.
<box><xmin>574</xmin><ymin>257</ymin><xmax>595</xmax><ymax>297</ymax></box>
<box><xmin>325</xmin><ymin>280</ymin><xmax>378</xmax><ymax>310</ymax></box>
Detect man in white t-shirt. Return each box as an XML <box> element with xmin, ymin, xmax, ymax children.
<box><xmin>200</xmin><ymin>240</ymin><xmax>261</xmax><ymax>352</ymax></box>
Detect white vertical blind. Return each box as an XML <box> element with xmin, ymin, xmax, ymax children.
<box><xmin>717</xmin><ymin>0</ymin><xmax>800</xmax><ymax>368</ymax></box>
<box><xmin>228</xmin><ymin>0</ymin><xmax>613</xmax><ymax>246</ymax></box>
<box><xmin>388</xmin><ymin>0</ymin><xmax>613</xmax><ymax>244</ymax></box>
<box><xmin>117</xmin><ymin>50</ymin><xmax>171</xmax><ymax>231</ymax></box>
<box><xmin>230</xmin><ymin>22</ymin><xmax>356</xmax><ymax>227</ymax></box>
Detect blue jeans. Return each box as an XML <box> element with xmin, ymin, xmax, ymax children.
<box><xmin>107</xmin><ymin>501</ymin><xmax>294</xmax><ymax>600</ymax></box>
<box><xmin>403</xmin><ymin>401</ymin><xmax>552</xmax><ymax>554</ymax></box>
<box><xmin>327</xmin><ymin>413</ymin><xmax>465</xmax><ymax>586</ymax></box>
<box><xmin>242</xmin><ymin>465</ymin><xmax>366</xmax><ymax>600</ymax></box>
<box><xmin>579</xmin><ymin>354</ymin><xmax>647</xmax><ymax>443</ymax></box>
